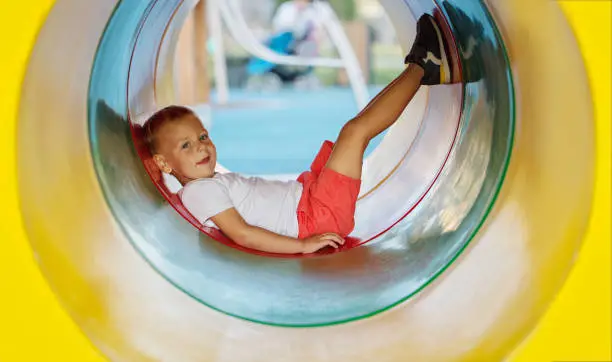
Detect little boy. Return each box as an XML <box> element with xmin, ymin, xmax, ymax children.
<box><xmin>144</xmin><ymin>14</ymin><xmax>453</xmax><ymax>254</ymax></box>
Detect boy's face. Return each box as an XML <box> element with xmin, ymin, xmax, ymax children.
<box><xmin>152</xmin><ymin>115</ymin><xmax>217</xmax><ymax>184</ymax></box>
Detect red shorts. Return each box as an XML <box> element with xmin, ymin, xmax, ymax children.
<box><xmin>296</xmin><ymin>141</ymin><xmax>361</xmax><ymax>238</ymax></box>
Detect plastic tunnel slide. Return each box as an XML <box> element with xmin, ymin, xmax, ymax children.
<box><xmin>1</xmin><ymin>0</ymin><xmax>609</xmax><ymax>361</ymax></box>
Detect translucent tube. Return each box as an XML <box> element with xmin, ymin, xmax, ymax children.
<box><xmin>95</xmin><ymin>0</ymin><xmax>513</xmax><ymax>326</ymax></box>
<box><xmin>17</xmin><ymin>0</ymin><xmax>594</xmax><ymax>359</ymax></box>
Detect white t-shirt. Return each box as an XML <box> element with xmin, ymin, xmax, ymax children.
<box><xmin>180</xmin><ymin>173</ymin><xmax>303</xmax><ymax>237</ymax></box>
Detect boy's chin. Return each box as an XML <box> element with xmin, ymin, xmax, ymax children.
<box><xmin>175</xmin><ymin>170</ymin><xmax>212</xmax><ymax>182</ymax></box>
<box><xmin>193</xmin><ymin>170</ymin><xmax>214</xmax><ymax>179</ymax></box>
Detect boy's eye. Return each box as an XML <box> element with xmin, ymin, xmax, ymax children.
<box><xmin>181</xmin><ymin>142</ymin><xmax>189</xmax><ymax>149</ymax></box>
<box><xmin>199</xmin><ymin>134</ymin><xmax>208</xmax><ymax>141</ymax></box>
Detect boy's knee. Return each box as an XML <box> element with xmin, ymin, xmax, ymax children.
<box><xmin>339</xmin><ymin>119</ymin><xmax>368</xmax><ymax>143</ymax></box>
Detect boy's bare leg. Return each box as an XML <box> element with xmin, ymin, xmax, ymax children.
<box><xmin>325</xmin><ymin>14</ymin><xmax>453</xmax><ymax>180</ymax></box>
<box><xmin>325</xmin><ymin>64</ymin><xmax>424</xmax><ymax>179</ymax></box>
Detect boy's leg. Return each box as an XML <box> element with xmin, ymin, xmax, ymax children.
<box><xmin>325</xmin><ymin>64</ymin><xmax>424</xmax><ymax>179</ymax></box>
<box><xmin>325</xmin><ymin>14</ymin><xmax>453</xmax><ymax>180</ymax></box>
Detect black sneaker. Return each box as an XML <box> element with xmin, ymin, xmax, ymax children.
<box><xmin>404</xmin><ymin>14</ymin><xmax>453</xmax><ymax>85</ymax></box>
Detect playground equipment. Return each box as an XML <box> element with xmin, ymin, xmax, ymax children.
<box><xmin>208</xmin><ymin>0</ymin><xmax>369</xmax><ymax>107</ymax></box>
<box><xmin>14</xmin><ymin>0</ymin><xmax>596</xmax><ymax>360</ymax></box>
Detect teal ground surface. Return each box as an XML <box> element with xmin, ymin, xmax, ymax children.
<box><xmin>210</xmin><ymin>86</ymin><xmax>385</xmax><ymax>175</ymax></box>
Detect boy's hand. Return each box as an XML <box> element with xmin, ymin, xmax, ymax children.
<box><xmin>301</xmin><ymin>233</ymin><xmax>345</xmax><ymax>254</ymax></box>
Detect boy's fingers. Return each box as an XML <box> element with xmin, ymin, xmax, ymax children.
<box><xmin>320</xmin><ymin>239</ymin><xmax>338</xmax><ymax>249</ymax></box>
<box><xmin>322</xmin><ymin>233</ymin><xmax>345</xmax><ymax>244</ymax></box>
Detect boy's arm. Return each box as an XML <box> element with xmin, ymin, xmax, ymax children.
<box><xmin>210</xmin><ymin>208</ymin><xmax>343</xmax><ymax>254</ymax></box>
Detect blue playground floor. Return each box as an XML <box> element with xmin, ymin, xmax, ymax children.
<box><xmin>207</xmin><ymin>86</ymin><xmax>385</xmax><ymax>175</ymax></box>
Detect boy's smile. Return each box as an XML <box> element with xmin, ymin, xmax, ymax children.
<box><xmin>196</xmin><ymin>156</ymin><xmax>211</xmax><ymax>166</ymax></box>
<box><xmin>152</xmin><ymin>115</ymin><xmax>217</xmax><ymax>184</ymax></box>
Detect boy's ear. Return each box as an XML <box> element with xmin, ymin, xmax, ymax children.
<box><xmin>152</xmin><ymin>154</ymin><xmax>173</xmax><ymax>174</ymax></box>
